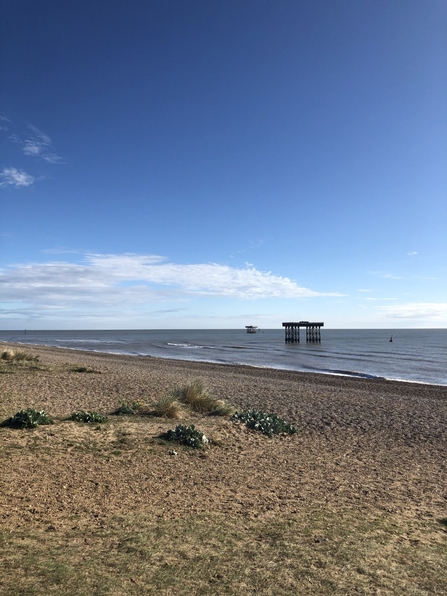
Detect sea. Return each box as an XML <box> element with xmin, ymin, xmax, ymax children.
<box><xmin>1</xmin><ymin>328</ymin><xmax>446</xmax><ymax>386</ymax></box>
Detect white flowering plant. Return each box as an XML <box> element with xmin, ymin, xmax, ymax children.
<box><xmin>1</xmin><ymin>408</ymin><xmax>53</xmax><ymax>429</ymax></box>
<box><xmin>231</xmin><ymin>410</ymin><xmax>296</xmax><ymax>437</ymax></box>
<box><xmin>70</xmin><ymin>411</ymin><xmax>108</xmax><ymax>423</ymax></box>
<box><xmin>164</xmin><ymin>424</ymin><xmax>209</xmax><ymax>449</ymax></box>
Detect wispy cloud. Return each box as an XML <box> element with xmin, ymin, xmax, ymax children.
<box><xmin>407</xmin><ymin>251</ymin><xmax>418</xmax><ymax>256</ymax></box>
<box><xmin>1</xmin><ymin>117</ymin><xmax>65</xmax><ymax>166</ymax></box>
<box><xmin>0</xmin><ymin>252</ymin><xmax>343</xmax><ymax>322</ymax></box>
<box><xmin>22</xmin><ymin>124</ymin><xmax>65</xmax><ymax>163</ymax></box>
<box><xmin>0</xmin><ymin>115</ymin><xmax>11</xmax><ymax>131</ymax></box>
<box><xmin>0</xmin><ymin>167</ymin><xmax>35</xmax><ymax>188</ymax></box>
<box><xmin>380</xmin><ymin>303</ymin><xmax>447</xmax><ymax>320</ymax></box>
<box><xmin>364</xmin><ymin>297</ymin><xmax>397</xmax><ymax>301</ymax></box>
<box><xmin>369</xmin><ymin>271</ymin><xmax>403</xmax><ymax>280</ymax></box>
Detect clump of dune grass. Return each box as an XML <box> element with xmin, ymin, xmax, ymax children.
<box><xmin>151</xmin><ymin>394</ymin><xmax>183</xmax><ymax>419</ymax></box>
<box><xmin>1</xmin><ymin>348</ymin><xmax>39</xmax><ymax>363</ymax></box>
<box><xmin>171</xmin><ymin>378</ymin><xmax>234</xmax><ymax>416</ymax></box>
<box><xmin>0</xmin><ymin>348</ymin><xmax>43</xmax><ymax>371</ymax></box>
<box><xmin>0</xmin><ymin>348</ymin><xmax>16</xmax><ymax>361</ymax></box>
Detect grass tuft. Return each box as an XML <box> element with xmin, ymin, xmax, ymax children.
<box><xmin>1</xmin><ymin>348</ymin><xmax>38</xmax><ymax>362</ymax></box>
<box><xmin>151</xmin><ymin>394</ymin><xmax>183</xmax><ymax>419</ymax></box>
<box><xmin>171</xmin><ymin>378</ymin><xmax>234</xmax><ymax>416</ymax></box>
<box><xmin>0</xmin><ymin>348</ymin><xmax>42</xmax><ymax>370</ymax></box>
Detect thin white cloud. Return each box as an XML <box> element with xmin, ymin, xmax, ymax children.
<box><xmin>23</xmin><ymin>140</ymin><xmax>43</xmax><ymax>156</ymax></box>
<box><xmin>370</xmin><ymin>271</ymin><xmax>403</xmax><ymax>280</ymax></box>
<box><xmin>0</xmin><ymin>167</ymin><xmax>35</xmax><ymax>188</ymax></box>
<box><xmin>0</xmin><ymin>252</ymin><xmax>344</xmax><ymax>322</ymax></box>
<box><xmin>364</xmin><ymin>297</ymin><xmax>397</xmax><ymax>301</ymax></box>
<box><xmin>407</xmin><ymin>251</ymin><xmax>418</xmax><ymax>256</ymax></box>
<box><xmin>1</xmin><ymin>117</ymin><xmax>65</xmax><ymax>165</ymax></box>
<box><xmin>23</xmin><ymin>124</ymin><xmax>65</xmax><ymax>163</ymax></box>
<box><xmin>0</xmin><ymin>115</ymin><xmax>11</xmax><ymax>130</ymax></box>
<box><xmin>381</xmin><ymin>303</ymin><xmax>447</xmax><ymax>320</ymax></box>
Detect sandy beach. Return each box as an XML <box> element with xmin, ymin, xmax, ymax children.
<box><xmin>1</xmin><ymin>343</ymin><xmax>446</xmax><ymax>593</ymax></box>
<box><xmin>1</xmin><ymin>342</ymin><xmax>446</xmax><ymax>519</ymax></box>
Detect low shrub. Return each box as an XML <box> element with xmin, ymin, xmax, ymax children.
<box><xmin>164</xmin><ymin>424</ymin><xmax>209</xmax><ymax>449</ymax></box>
<box><xmin>1</xmin><ymin>408</ymin><xmax>53</xmax><ymax>429</ymax></box>
<box><xmin>232</xmin><ymin>410</ymin><xmax>297</xmax><ymax>437</ymax></box>
<box><xmin>67</xmin><ymin>365</ymin><xmax>100</xmax><ymax>373</ymax></box>
<box><xmin>70</xmin><ymin>411</ymin><xmax>108</xmax><ymax>423</ymax></box>
<box><xmin>113</xmin><ymin>399</ymin><xmax>145</xmax><ymax>415</ymax></box>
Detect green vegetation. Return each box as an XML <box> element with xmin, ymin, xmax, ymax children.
<box><xmin>151</xmin><ymin>394</ymin><xmax>183</xmax><ymax>418</ymax></box>
<box><xmin>0</xmin><ymin>408</ymin><xmax>53</xmax><ymax>429</ymax></box>
<box><xmin>0</xmin><ymin>348</ymin><xmax>43</xmax><ymax>372</ymax></box>
<box><xmin>70</xmin><ymin>411</ymin><xmax>108</xmax><ymax>424</ymax></box>
<box><xmin>113</xmin><ymin>399</ymin><xmax>146</xmax><ymax>415</ymax></box>
<box><xmin>168</xmin><ymin>378</ymin><xmax>234</xmax><ymax>416</ymax></box>
<box><xmin>232</xmin><ymin>410</ymin><xmax>297</xmax><ymax>436</ymax></box>
<box><xmin>1</xmin><ymin>512</ymin><xmax>446</xmax><ymax>596</ymax></box>
<box><xmin>164</xmin><ymin>424</ymin><xmax>209</xmax><ymax>449</ymax></box>
<box><xmin>1</xmin><ymin>348</ymin><xmax>38</xmax><ymax>363</ymax></box>
<box><xmin>66</xmin><ymin>365</ymin><xmax>100</xmax><ymax>373</ymax></box>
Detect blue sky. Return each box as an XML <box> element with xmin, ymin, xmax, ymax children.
<box><xmin>1</xmin><ymin>0</ymin><xmax>446</xmax><ymax>329</ymax></box>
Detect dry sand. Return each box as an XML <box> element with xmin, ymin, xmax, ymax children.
<box><xmin>1</xmin><ymin>343</ymin><xmax>446</xmax><ymax>532</ymax></box>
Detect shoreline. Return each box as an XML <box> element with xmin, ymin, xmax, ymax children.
<box><xmin>1</xmin><ymin>342</ymin><xmax>446</xmax><ymax>456</ymax></box>
<box><xmin>3</xmin><ymin>341</ymin><xmax>447</xmax><ymax>410</ymax></box>
<box><xmin>2</xmin><ymin>339</ymin><xmax>447</xmax><ymax>388</ymax></box>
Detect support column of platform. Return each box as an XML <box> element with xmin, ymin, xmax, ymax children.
<box><xmin>306</xmin><ymin>324</ymin><xmax>322</xmax><ymax>343</ymax></box>
<box><xmin>283</xmin><ymin>321</ymin><xmax>324</xmax><ymax>343</ymax></box>
<box><xmin>306</xmin><ymin>323</ymin><xmax>321</xmax><ymax>344</ymax></box>
<box><xmin>283</xmin><ymin>323</ymin><xmax>300</xmax><ymax>343</ymax></box>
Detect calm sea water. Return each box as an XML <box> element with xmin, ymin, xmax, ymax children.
<box><xmin>1</xmin><ymin>328</ymin><xmax>446</xmax><ymax>386</ymax></box>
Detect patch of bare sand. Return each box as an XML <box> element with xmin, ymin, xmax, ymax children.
<box><xmin>0</xmin><ymin>344</ymin><xmax>446</xmax><ymax>534</ymax></box>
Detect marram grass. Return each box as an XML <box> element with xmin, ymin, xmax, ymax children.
<box><xmin>170</xmin><ymin>378</ymin><xmax>234</xmax><ymax>416</ymax></box>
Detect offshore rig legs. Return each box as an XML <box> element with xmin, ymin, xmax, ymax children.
<box><xmin>282</xmin><ymin>321</ymin><xmax>324</xmax><ymax>343</ymax></box>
